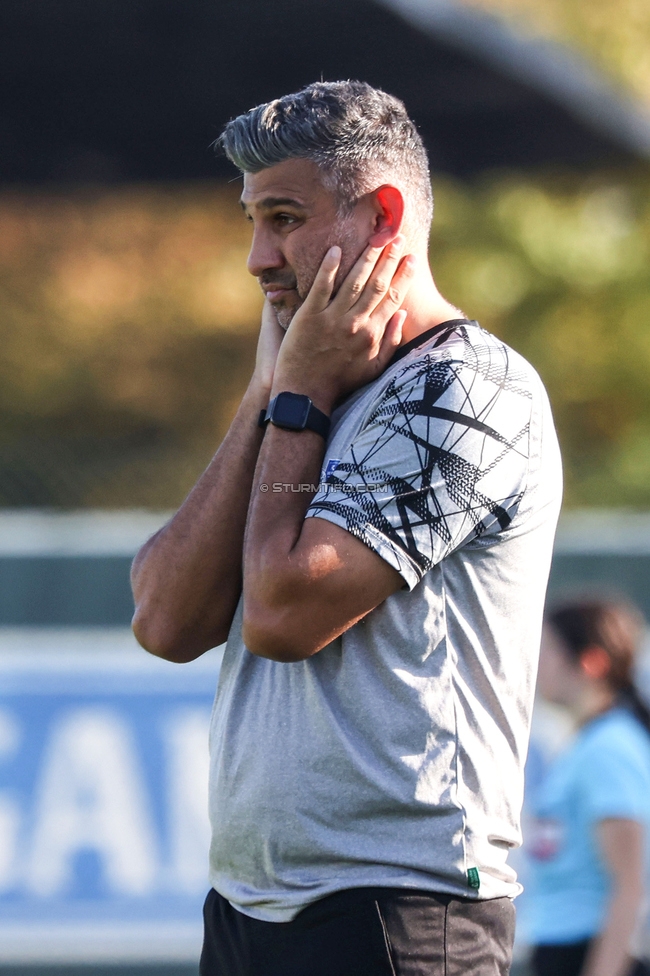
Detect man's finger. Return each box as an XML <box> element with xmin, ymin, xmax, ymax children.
<box><xmin>350</xmin><ymin>238</ymin><xmax>407</xmax><ymax>315</ymax></box>
<box><xmin>302</xmin><ymin>246</ymin><xmax>341</xmax><ymax>311</ymax></box>
<box><xmin>334</xmin><ymin>242</ymin><xmax>386</xmax><ymax>309</ymax></box>
<box><xmin>370</xmin><ymin>253</ymin><xmax>417</xmax><ymax>319</ymax></box>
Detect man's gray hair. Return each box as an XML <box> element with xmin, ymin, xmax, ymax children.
<box><xmin>217</xmin><ymin>81</ymin><xmax>434</xmax><ymax>243</ymax></box>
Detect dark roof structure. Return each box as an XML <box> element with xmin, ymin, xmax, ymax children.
<box><xmin>2</xmin><ymin>0</ymin><xmax>650</xmax><ymax>184</ymax></box>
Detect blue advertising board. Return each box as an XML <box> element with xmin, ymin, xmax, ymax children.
<box><xmin>0</xmin><ymin>628</ymin><xmax>221</xmax><ymax>964</ymax></box>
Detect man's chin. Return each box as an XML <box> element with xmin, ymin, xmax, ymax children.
<box><xmin>274</xmin><ymin>301</ymin><xmax>302</xmax><ymax>331</ymax></box>
<box><xmin>276</xmin><ymin>309</ymin><xmax>292</xmax><ymax>332</ymax></box>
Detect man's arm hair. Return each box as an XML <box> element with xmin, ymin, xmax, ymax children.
<box><xmin>131</xmin><ymin>382</ymin><xmax>267</xmax><ymax>662</ymax></box>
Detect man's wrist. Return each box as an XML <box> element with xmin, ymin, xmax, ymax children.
<box><xmin>269</xmin><ymin>377</ymin><xmax>336</xmax><ymax>417</ymax></box>
<box><xmin>260</xmin><ymin>393</ymin><xmax>330</xmax><ymax>439</ymax></box>
<box><xmin>248</xmin><ymin>371</ymin><xmax>274</xmax><ymax>404</ymax></box>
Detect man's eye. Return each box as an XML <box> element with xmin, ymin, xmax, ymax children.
<box><xmin>275</xmin><ymin>213</ymin><xmax>297</xmax><ymax>225</ymax></box>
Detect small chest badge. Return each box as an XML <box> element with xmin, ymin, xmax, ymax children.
<box><xmin>324</xmin><ymin>458</ymin><xmax>341</xmax><ymax>479</ymax></box>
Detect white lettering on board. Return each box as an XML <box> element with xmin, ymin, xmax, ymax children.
<box><xmin>26</xmin><ymin>708</ymin><xmax>157</xmax><ymax>896</ymax></box>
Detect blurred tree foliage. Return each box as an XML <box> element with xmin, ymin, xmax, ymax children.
<box><xmin>2</xmin><ymin>166</ymin><xmax>650</xmax><ymax>508</ymax></box>
<box><xmin>0</xmin><ymin>183</ymin><xmax>262</xmax><ymax>507</ymax></box>
<box><xmin>430</xmin><ymin>165</ymin><xmax>650</xmax><ymax>508</ymax></box>
<box><xmin>462</xmin><ymin>0</ymin><xmax>650</xmax><ymax>103</ymax></box>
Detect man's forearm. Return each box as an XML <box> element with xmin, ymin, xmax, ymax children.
<box><xmin>242</xmin><ymin>409</ymin><xmax>402</xmax><ymax>662</ymax></box>
<box><xmin>131</xmin><ymin>379</ymin><xmax>268</xmax><ymax>662</ymax></box>
<box><xmin>242</xmin><ymin>420</ymin><xmax>327</xmax><ymax>659</ymax></box>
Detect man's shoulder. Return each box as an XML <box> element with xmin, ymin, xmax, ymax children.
<box><xmin>383</xmin><ymin>320</ymin><xmax>541</xmax><ymax>393</ymax></box>
<box><xmin>371</xmin><ymin>320</ymin><xmax>543</xmax><ymax>424</ymax></box>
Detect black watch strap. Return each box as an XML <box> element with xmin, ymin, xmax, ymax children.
<box><xmin>300</xmin><ymin>400</ymin><xmax>330</xmax><ymax>438</ymax></box>
<box><xmin>258</xmin><ymin>392</ymin><xmax>330</xmax><ymax>439</ymax></box>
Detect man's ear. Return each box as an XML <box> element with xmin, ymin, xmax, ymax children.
<box><xmin>367</xmin><ymin>185</ymin><xmax>405</xmax><ymax>247</ymax></box>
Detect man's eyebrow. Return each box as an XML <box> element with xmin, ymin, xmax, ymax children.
<box><xmin>240</xmin><ymin>196</ymin><xmax>307</xmax><ymax>212</ymax></box>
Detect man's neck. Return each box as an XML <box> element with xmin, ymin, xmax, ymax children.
<box><xmin>398</xmin><ymin>262</ymin><xmax>466</xmax><ymax>347</ymax></box>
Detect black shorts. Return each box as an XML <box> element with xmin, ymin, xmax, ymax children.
<box><xmin>532</xmin><ymin>940</ymin><xmax>650</xmax><ymax>976</ymax></box>
<box><xmin>200</xmin><ymin>885</ymin><xmax>515</xmax><ymax>976</ymax></box>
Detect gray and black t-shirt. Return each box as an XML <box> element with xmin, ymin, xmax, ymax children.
<box><xmin>208</xmin><ymin>319</ymin><xmax>562</xmax><ymax>921</ymax></box>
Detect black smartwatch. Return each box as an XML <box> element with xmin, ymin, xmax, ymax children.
<box><xmin>258</xmin><ymin>392</ymin><xmax>330</xmax><ymax>439</ymax></box>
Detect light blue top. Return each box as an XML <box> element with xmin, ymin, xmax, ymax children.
<box><xmin>526</xmin><ymin>707</ymin><xmax>650</xmax><ymax>944</ymax></box>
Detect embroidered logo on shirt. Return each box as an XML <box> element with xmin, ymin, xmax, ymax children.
<box><xmin>467</xmin><ymin>867</ymin><xmax>480</xmax><ymax>889</ymax></box>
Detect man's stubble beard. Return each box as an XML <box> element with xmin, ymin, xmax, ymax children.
<box><xmin>276</xmin><ymin>216</ymin><xmax>364</xmax><ymax>332</ymax></box>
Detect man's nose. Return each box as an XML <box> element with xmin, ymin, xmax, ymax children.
<box><xmin>247</xmin><ymin>228</ymin><xmax>285</xmax><ymax>278</ymax></box>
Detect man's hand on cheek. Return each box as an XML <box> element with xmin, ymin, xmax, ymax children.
<box><xmin>271</xmin><ymin>236</ymin><xmax>416</xmax><ymax>413</ymax></box>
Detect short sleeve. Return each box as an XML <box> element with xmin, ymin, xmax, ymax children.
<box><xmin>581</xmin><ymin>730</ymin><xmax>650</xmax><ymax>823</ymax></box>
<box><xmin>306</xmin><ymin>341</ymin><xmax>533</xmax><ymax>589</ymax></box>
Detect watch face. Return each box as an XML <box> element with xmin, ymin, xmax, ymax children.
<box><xmin>272</xmin><ymin>392</ymin><xmax>311</xmax><ymax>430</ymax></box>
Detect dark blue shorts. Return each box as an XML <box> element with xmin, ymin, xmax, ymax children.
<box><xmin>200</xmin><ymin>885</ymin><xmax>515</xmax><ymax>975</ymax></box>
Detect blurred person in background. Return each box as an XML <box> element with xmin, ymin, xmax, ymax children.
<box><xmin>132</xmin><ymin>80</ymin><xmax>562</xmax><ymax>975</ymax></box>
<box><xmin>528</xmin><ymin>598</ymin><xmax>650</xmax><ymax>976</ymax></box>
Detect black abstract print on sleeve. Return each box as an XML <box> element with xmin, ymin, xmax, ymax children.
<box><xmin>307</xmin><ymin>326</ymin><xmax>532</xmax><ymax>589</ymax></box>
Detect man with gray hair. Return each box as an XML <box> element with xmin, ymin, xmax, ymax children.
<box><xmin>131</xmin><ymin>81</ymin><xmax>562</xmax><ymax>975</ymax></box>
